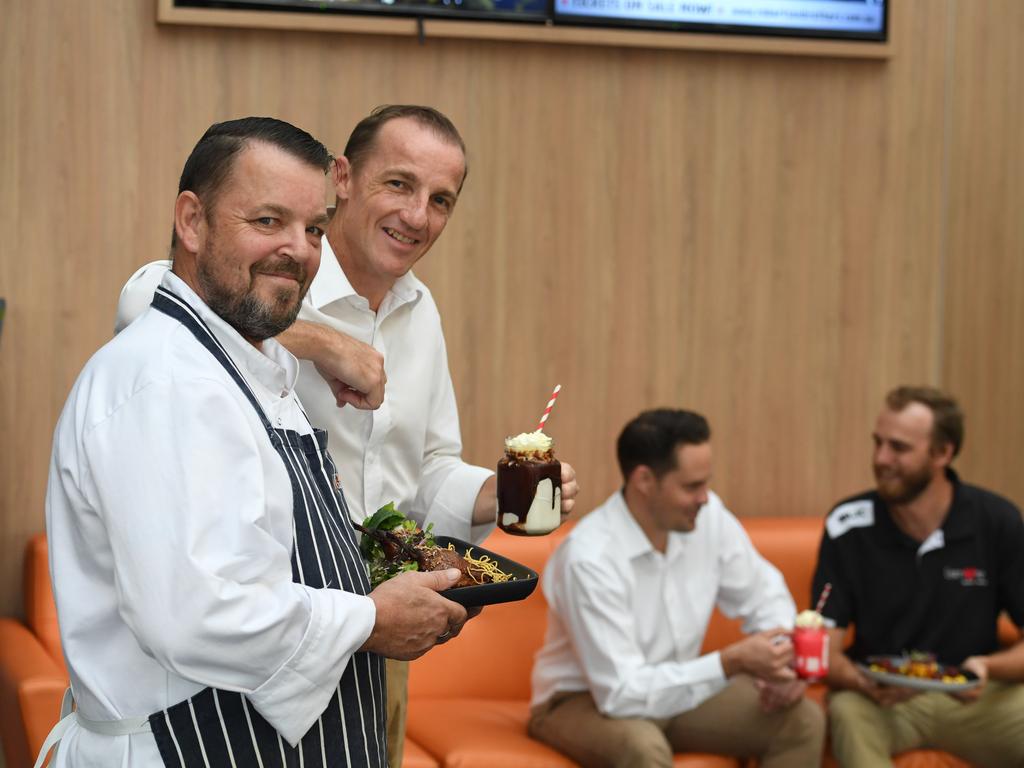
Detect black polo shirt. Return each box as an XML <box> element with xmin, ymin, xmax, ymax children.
<box><xmin>811</xmin><ymin>470</ymin><xmax>1024</xmax><ymax>665</ymax></box>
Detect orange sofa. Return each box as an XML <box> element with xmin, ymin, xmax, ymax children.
<box><xmin>3</xmin><ymin>525</ymin><xmax>1018</xmax><ymax>768</ymax></box>
<box><xmin>0</xmin><ymin>535</ymin><xmax>67</xmax><ymax>768</ymax></box>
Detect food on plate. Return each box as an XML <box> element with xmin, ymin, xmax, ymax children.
<box><xmin>358</xmin><ymin>503</ymin><xmax>514</xmax><ymax>589</ymax></box>
<box><xmin>497</xmin><ymin>430</ymin><xmax>562</xmax><ymax>536</ymax></box>
<box><xmin>868</xmin><ymin>652</ymin><xmax>969</xmax><ymax>685</ymax></box>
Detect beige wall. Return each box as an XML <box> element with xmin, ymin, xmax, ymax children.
<box><xmin>1</xmin><ymin>0</ymin><xmax>1021</xmax><ymax>617</ymax></box>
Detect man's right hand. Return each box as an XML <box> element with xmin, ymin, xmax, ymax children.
<box><xmin>856</xmin><ymin>674</ymin><xmax>919</xmax><ymax>706</ymax></box>
<box><xmin>360</xmin><ymin>569</ymin><xmax>468</xmax><ymax>660</ymax></box>
<box><xmin>277</xmin><ymin>320</ymin><xmax>386</xmax><ymax>410</ymax></box>
<box><xmin>720</xmin><ymin>629</ymin><xmax>796</xmax><ymax>682</ymax></box>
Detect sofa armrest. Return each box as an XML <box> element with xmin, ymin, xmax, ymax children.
<box><xmin>0</xmin><ymin>618</ymin><xmax>68</xmax><ymax>768</ymax></box>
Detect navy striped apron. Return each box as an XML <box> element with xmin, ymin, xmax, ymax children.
<box><xmin>147</xmin><ymin>287</ymin><xmax>387</xmax><ymax>768</ymax></box>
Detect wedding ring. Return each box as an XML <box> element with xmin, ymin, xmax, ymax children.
<box><xmin>437</xmin><ymin>629</ymin><xmax>451</xmax><ymax>642</ymax></box>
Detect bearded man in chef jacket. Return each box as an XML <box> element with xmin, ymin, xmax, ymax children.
<box><xmin>42</xmin><ymin>117</ymin><xmax>468</xmax><ymax>768</ymax></box>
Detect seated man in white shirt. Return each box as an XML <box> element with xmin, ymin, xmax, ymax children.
<box><xmin>529</xmin><ymin>408</ymin><xmax>825</xmax><ymax>768</ymax></box>
<box><xmin>45</xmin><ymin>117</ymin><xmax>467</xmax><ymax>768</ymax></box>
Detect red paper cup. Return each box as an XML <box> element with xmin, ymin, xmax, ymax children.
<box><xmin>793</xmin><ymin>627</ymin><xmax>829</xmax><ymax>681</ymax></box>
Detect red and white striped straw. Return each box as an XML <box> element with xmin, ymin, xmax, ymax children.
<box><xmin>814</xmin><ymin>582</ymin><xmax>832</xmax><ymax>614</ymax></box>
<box><xmin>536</xmin><ymin>384</ymin><xmax>562</xmax><ymax>432</ymax></box>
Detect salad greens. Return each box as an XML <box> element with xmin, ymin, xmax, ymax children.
<box><xmin>359</xmin><ymin>502</ymin><xmax>436</xmax><ymax>588</ymax></box>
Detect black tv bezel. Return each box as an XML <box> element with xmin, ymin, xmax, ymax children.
<box><xmin>173</xmin><ymin>0</ymin><xmax>550</xmax><ymax>25</ymax></box>
<box><xmin>174</xmin><ymin>0</ymin><xmax>888</xmax><ymax>42</ymax></box>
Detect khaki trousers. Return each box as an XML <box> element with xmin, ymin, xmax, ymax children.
<box><xmin>828</xmin><ymin>681</ymin><xmax>1024</xmax><ymax>768</ymax></box>
<box><xmin>528</xmin><ymin>676</ymin><xmax>825</xmax><ymax>768</ymax></box>
<box><xmin>385</xmin><ymin>658</ymin><xmax>409</xmax><ymax>768</ymax></box>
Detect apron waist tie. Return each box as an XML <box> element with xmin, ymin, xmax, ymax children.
<box><xmin>34</xmin><ymin>688</ymin><xmax>152</xmax><ymax>768</ymax></box>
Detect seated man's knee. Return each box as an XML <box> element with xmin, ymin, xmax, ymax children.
<box><xmin>613</xmin><ymin>719</ymin><xmax>673</xmax><ymax>768</ymax></box>
<box><xmin>828</xmin><ymin>689</ymin><xmax>883</xmax><ymax>739</ymax></box>
<box><xmin>787</xmin><ymin>697</ymin><xmax>827</xmax><ymax>746</ymax></box>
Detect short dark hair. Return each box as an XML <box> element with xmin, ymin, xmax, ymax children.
<box><xmin>617</xmin><ymin>408</ymin><xmax>711</xmax><ymax>482</ymax></box>
<box><xmin>343</xmin><ymin>105</ymin><xmax>467</xmax><ymax>189</ymax></box>
<box><xmin>885</xmin><ymin>386</ymin><xmax>964</xmax><ymax>458</ymax></box>
<box><xmin>170</xmin><ymin>116</ymin><xmax>332</xmax><ymax>250</ymax></box>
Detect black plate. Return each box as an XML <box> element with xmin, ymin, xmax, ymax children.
<box><xmin>435</xmin><ymin>536</ymin><xmax>539</xmax><ymax>607</ymax></box>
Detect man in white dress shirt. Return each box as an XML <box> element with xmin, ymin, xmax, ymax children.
<box><xmin>45</xmin><ymin>117</ymin><xmax>468</xmax><ymax>767</ymax></box>
<box><xmin>530</xmin><ymin>408</ymin><xmax>824</xmax><ymax>767</ymax></box>
<box><xmin>115</xmin><ymin>106</ymin><xmax>579</xmax><ymax>766</ymax></box>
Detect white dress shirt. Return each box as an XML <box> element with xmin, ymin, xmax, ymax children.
<box><xmin>116</xmin><ymin>245</ymin><xmax>494</xmax><ymax>543</ymax></box>
<box><xmin>297</xmin><ymin>238</ymin><xmax>493</xmax><ymax>542</ymax></box>
<box><xmin>531</xmin><ymin>490</ymin><xmax>796</xmax><ymax>719</ymax></box>
<box><xmin>47</xmin><ymin>272</ymin><xmax>376</xmax><ymax>765</ymax></box>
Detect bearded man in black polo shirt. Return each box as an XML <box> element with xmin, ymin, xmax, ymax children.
<box><xmin>812</xmin><ymin>386</ymin><xmax>1024</xmax><ymax>768</ymax></box>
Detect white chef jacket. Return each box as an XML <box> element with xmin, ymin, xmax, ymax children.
<box><xmin>116</xmin><ymin>245</ymin><xmax>494</xmax><ymax>543</ymax></box>
<box><xmin>531</xmin><ymin>490</ymin><xmax>796</xmax><ymax>719</ymax></box>
<box><xmin>47</xmin><ymin>271</ymin><xmax>376</xmax><ymax>765</ymax></box>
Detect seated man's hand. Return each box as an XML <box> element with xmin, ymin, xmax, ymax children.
<box><xmin>361</xmin><ymin>569</ymin><xmax>467</xmax><ymax>660</ymax></box>
<box><xmin>754</xmin><ymin>678</ymin><xmax>807</xmax><ymax>713</ymax></box>
<box><xmin>857</xmin><ymin>674</ymin><xmax>919</xmax><ymax>707</ymax></box>
<box><xmin>953</xmin><ymin>655</ymin><xmax>989</xmax><ymax>702</ymax></box>
<box><xmin>721</xmin><ymin>629</ymin><xmax>796</xmax><ymax>682</ymax></box>
<box><xmin>560</xmin><ymin>462</ymin><xmax>578</xmax><ymax>518</ymax></box>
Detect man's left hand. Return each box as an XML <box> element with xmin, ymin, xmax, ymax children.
<box><xmin>754</xmin><ymin>678</ymin><xmax>807</xmax><ymax>713</ymax></box>
<box><xmin>560</xmin><ymin>462</ymin><xmax>578</xmax><ymax>518</ymax></box>
<box><xmin>954</xmin><ymin>655</ymin><xmax>988</xmax><ymax>702</ymax></box>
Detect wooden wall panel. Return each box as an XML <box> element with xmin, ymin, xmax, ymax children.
<box><xmin>0</xmin><ymin>0</ymin><xmax>1015</xmax><ymax>617</ymax></box>
<box><xmin>942</xmin><ymin>0</ymin><xmax>1024</xmax><ymax>506</ymax></box>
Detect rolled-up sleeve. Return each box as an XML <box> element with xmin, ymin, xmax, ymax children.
<box><xmin>410</xmin><ymin>331</ymin><xmax>494</xmax><ymax>544</ymax></box>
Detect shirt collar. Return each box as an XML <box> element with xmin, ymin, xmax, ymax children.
<box><xmin>876</xmin><ymin>467</ymin><xmax>971</xmax><ymax>547</ymax></box>
<box><xmin>605</xmin><ymin>490</ymin><xmax>660</xmax><ymax>560</ymax></box>
<box><xmin>307</xmin><ymin>235</ymin><xmax>424</xmax><ymax>316</ymax></box>
<box><xmin>941</xmin><ymin>468</ymin><xmax>973</xmax><ymax>541</ymax></box>
<box><xmin>159</xmin><ymin>270</ymin><xmax>299</xmax><ymax>395</ymax></box>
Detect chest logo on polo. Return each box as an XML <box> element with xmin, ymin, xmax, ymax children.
<box><xmin>826</xmin><ymin>500</ymin><xmax>875</xmax><ymax>539</ymax></box>
<box><xmin>944</xmin><ymin>566</ymin><xmax>988</xmax><ymax>587</ymax></box>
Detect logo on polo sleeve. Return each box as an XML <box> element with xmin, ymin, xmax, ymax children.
<box><xmin>826</xmin><ymin>500</ymin><xmax>875</xmax><ymax>539</ymax></box>
<box><xmin>943</xmin><ymin>566</ymin><xmax>988</xmax><ymax>586</ymax></box>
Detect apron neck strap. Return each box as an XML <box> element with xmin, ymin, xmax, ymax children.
<box><xmin>150</xmin><ymin>287</ymin><xmax>275</xmax><ymax>435</ymax></box>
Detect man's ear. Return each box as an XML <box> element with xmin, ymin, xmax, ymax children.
<box><xmin>932</xmin><ymin>440</ymin><xmax>955</xmax><ymax>468</ymax></box>
<box><xmin>332</xmin><ymin>156</ymin><xmax>353</xmax><ymax>202</ymax></box>
<box><xmin>174</xmin><ymin>191</ymin><xmax>204</xmax><ymax>255</ymax></box>
<box><xmin>630</xmin><ymin>465</ymin><xmax>657</xmax><ymax>496</ymax></box>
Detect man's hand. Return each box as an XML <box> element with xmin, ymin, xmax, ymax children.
<box><xmin>953</xmin><ymin>655</ymin><xmax>989</xmax><ymax>702</ymax></box>
<box><xmin>720</xmin><ymin>629</ymin><xmax>796</xmax><ymax>682</ymax></box>
<box><xmin>277</xmin><ymin>320</ymin><xmax>386</xmax><ymax>410</ymax></box>
<box><xmin>560</xmin><ymin>462</ymin><xmax>579</xmax><ymax>518</ymax></box>
<box><xmin>857</xmin><ymin>674</ymin><xmax>919</xmax><ymax>707</ymax></box>
<box><xmin>360</xmin><ymin>569</ymin><xmax>467</xmax><ymax>660</ymax></box>
<box><xmin>754</xmin><ymin>678</ymin><xmax>807</xmax><ymax>713</ymax></box>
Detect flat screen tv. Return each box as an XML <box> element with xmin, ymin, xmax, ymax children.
<box><xmin>176</xmin><ymin>0</ymin><xmax>887</xmax><ymax>40</ymax></box>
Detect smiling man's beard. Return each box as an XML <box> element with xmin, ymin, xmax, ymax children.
<box><xmin>874</xmin><ymin>463</ymin><xmax>933</xmax><ymax>506</ymax></box>
<box><xmin>199</xmin><ymin>256</ymin><xmax>308</xmax><ymax>342</ymax></box>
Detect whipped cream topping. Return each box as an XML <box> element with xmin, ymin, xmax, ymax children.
<box><xmin>795</xmin><ymin>610</ymin><xmax>825</xmax><ymax>629</ymax></box>
<box><xmin>505</xmin><ymin>430</ymin><xmax>554</xmax><ymax>458</ymax></box>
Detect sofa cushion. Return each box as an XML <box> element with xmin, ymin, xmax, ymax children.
<box><xmin>406</xmin><ymin>698</ymin><xmax>576</xmax><ymax>768</ymax></box>
<box><xmin>406</xmin><ymin>697</ymin><xmax>744</xmax><ymax>768</ymax></box>
<box><xmin>402</xmin><ymin>736</ymin><xmax>440</xmax><ymax>768</ymax></box>
<box><xmin>24</xmin><ymin>533</ymin><xmax>65</xmax><ymax>672</ymax></box>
